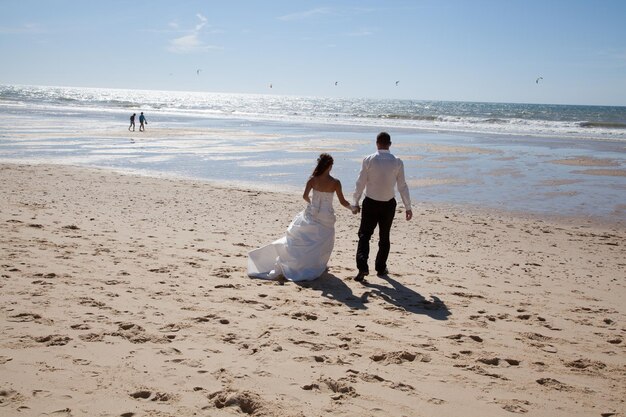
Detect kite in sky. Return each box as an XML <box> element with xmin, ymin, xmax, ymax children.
<box><xmin>536</xmin><ymin>76</ymin><xmax>543</xmax><ymax>84</ymax></box>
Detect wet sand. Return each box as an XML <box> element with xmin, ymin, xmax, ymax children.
<box><xmin>1</xmin><ymin>110</ymin><xmax>626</xmax><ymax>220</ymax></box>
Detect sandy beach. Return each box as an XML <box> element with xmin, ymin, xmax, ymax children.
<box><xmin>1</xmin><ymin>163</ymin><xmax>624</xmax><ymax>416</ymax></box>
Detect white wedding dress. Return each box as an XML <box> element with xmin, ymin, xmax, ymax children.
<box><xmin>248</xmin><ymin>190</ymin><xmax>336</xmax><ymax>282</ymax></box>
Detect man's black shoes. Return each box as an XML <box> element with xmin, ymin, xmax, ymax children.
<box><xmin>354</xmin><ymin>270</ymin><xmax>368</xmax><ymax>282</ymax></box>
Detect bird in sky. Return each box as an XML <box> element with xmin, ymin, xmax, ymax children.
<box><xmin>395</xmin><ymin>80</ymin><xmax>400</xmax><ymax>86</ymax></box>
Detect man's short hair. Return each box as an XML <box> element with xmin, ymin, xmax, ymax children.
<box><xmin>376</xmin><ymin>132</ymin><xmax>391</xmax><ymax>145</ymax></box>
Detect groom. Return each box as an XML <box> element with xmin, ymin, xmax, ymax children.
<box><xmin>352</xmin><ymin>132</ymin><xmax>412</xmax><ymax>282</ymax></box>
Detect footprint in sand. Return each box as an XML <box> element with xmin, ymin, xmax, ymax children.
<box><xmin>468</xmin><ymin>365</ymin><xmax>509</xmax><ymax>381</ymax></box>
<box><xmin>213</xmin><ymin>266</ymin><xmax>237</xmax><ymax>278</ymax></box>
<box><xmin>212</xmin><ymin>368</ymin><xmax>235</xmax><ymax>384</ymax></box>
<box><xmin>303</xmin><ymin>377</ymin><xmax>356</xmax><ymax>400</ymax></box>
<box><xmin>373</xmin><ymin>319</ymin><xmax>403</xmax><ymax>328</ymax></box>
<box><xmin>497</xmin><ymin>399</ymin><xmax>531</xmax><ymax>414</ymax></box>
<box><xmin>228</xmin><ymin>296</ymin><xmax>272</xmax><ymax>310</ymax></box>
<box><xmin>520</xmin><ymin>332</ymin><xmax>559</xmax><ymax>352</ymax></box>
<box><xmin>148</xmin><ymin>266</ymin><xmax>171</xmax><ymax>273</ymax></box>
<box><xmin>158</xmin><ymin>323</ymin><xmax>188</xmax><ymax>333</ymax></box>
<box><xmin>32</xmin><ymin>389</ymin><xmax>52</xmax><ymax>398</ymax></box>
<box><xmin>445</xmin><ymin>333</ymin><xmax>483</xmax><ymax>343</ymax></box>
<box><xmin>289</xmin><ymin>339</ymin><xmax>326</xmax><ymax>352</ymax></box>
<box><xmin>208</xmin><ymin>388</ymin><xmax>274</xmax><ymax>414</ymax></box>
<box><xmin>78</xmin><ymin>297</ymin><xmax>107</xmax><ymax>308</ymax></box>
<box><xmin>427</xmin><ymin>398</ymin><xmax>446</xmax><ymax>405</ymax></box>
<box><xmin>112</xmin><ymin>323</ymin><xmax>170</xmax><ymax>344</ymax></box>
<box><xmin>192</xmin><ymin>313</ymin><xmax>219</xmax><ymax>323</ymax></box>
<box><xmin>477</xmin><ymin>357</ymin><xmax>521</xmax><ymax>367</ymax></box>
<box><xmin>565</xmin><ymin>358</ymin><xmax>606</xmax><ymax>371</ymax></box>
<box><xmin>129</xmin><ymin>389</ymin><xmax>175</xmax><ymax>402</ymax></box>
<box><xmin>353</xmin><ymin>371</ymin><xmax>385</xmax><ymax>383</ymax></box>
<box><xmin>222</xmin><ymin>333</ymin><xmax>238</xmax><ymax>344</ymax></box>
<box><xmin>33</xmin><ymin>272</ymin><xmax>58</xmax><ymax>279</ymax></box>
<box><xmin>370</xmin><ymin>351</ymin><xmax>431</xmax><ymax>365</ymax></box>
<box><xmin>104</xmin><ymin>279</ymin><xmax>127</xmax><ymax>285</ymax></box>
<box><xmin>0</xmin><ymin>389</ymin><xmax>25</xmax><ymax>406</ymax></box>
<box><xmin>291</xmin><ymin>311</ymin><xmax>318</xmax><ymax>321</ymax></box>
<box><xmin>521</xmin><ymin>332</ymin><xmax>553</xmax><ymax>342</ymax></box>
<box><xmin>167</xmin><ymin>358</ymin><xmax>204</xmax><ymax>368</ymax></box>
<box><xmin>386</xmin><ymin>381</ymin><xmax>415</xmax><ymax>392</ymax></box>
<box><xmin>186</xmin><ymin>261</ymin><xmax>202</xmax><ymax>269</ymax></box>
<box><xmin>214</xmin><ymin>283</ymin><xmax>238</xmax><ymax>289</ymax></box>
<box><xmin>451</xmin><ymin>291</ymin><xmax>485</xmax><ymax>299</ymax></box>
<box><xmin>78</xmin><ymin>332</ymin><xmax>106</xmax><ymax>342</ymax></box>
<box><xmin>536</xmin><ymin>377</ymin><xmax>574</xmax><ymax>391</ymax></box>
<box><xmin>34</xmin><ymin>334</ymin><xmax>72</xmax><ymax>346</ymax></box>
<box><xmin>48</xmin><ymin>408</ymin><xmax>72</xmax><ymax>416</ymax></box>
<box><xmin>158</xmin><ymin>347</ymin><xmax>182</xmax><ymax>356</ymax></box>
<box><xmin>7</xmin><ymin>312</ymin><xmax>45</xmax><ymax>323</ymax></box>
<box><xmin>349</xmin><ymin>369</ymin><xmax>415</xmax><ymax>392</ymax></box>
<box><xmin>31</xmin><ymin>279</ymin><xmax>54</xmax><ymax>287</ymax></box>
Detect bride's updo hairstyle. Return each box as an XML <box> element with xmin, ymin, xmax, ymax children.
<box><xmin>312</xmin><ymin>153</ymin><xmax>333</xmax><ymax>177</ymax></box>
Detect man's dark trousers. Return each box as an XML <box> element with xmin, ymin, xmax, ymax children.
<box><xmin>356</xmin><ymin>196</ymin><xmax>396</xmax><ymax>275</ymax></box>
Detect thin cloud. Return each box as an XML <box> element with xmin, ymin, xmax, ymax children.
<box><xmin>347</xmin><ymin>29</ymin><xmax>374</xmax><ymax>37</ymax></box>
<box><xmin>168</xmin><ymin>34</ymin><xmax>220</xmax><ymax>54</ymax></box>
<box><xmin>195</xmin><ymin>13</ymin><xmax>207</xmax><ymax>30</ymax></box>
<box><xmin>277</xmin><ymin>7</ymin><xmax>332</xmax><ymax>21</ymax></box>
<box><xmin>0</xmin><ymin>23</ymin><xmax>44</xmax><ymax>35</ymax></box>
<box><xmin>167</xmin><ymin>13</ymin><xmax>220</xmax><ymax>54</ymax></box>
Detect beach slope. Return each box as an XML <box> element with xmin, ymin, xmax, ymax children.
<box><xmin>1</xmin><ymin>164</ymin><xmax>624</xmax><ymax>416</ymax></box>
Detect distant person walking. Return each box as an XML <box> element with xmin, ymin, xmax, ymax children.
<box><xmin>139</xmin><ymin>112</ymin><xmax>147</xmax><ymax>131</ymax></box>
<box><xmin>129</xmin><ymin>113</ymin><xmax>136</xmax><ymax>131</ymax></box>
<box><xmin>352</xmin><ymin>131</ymin><xmax>412</xmax><ymax>282</ymax></box>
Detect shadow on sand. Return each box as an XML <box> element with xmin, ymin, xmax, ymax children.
<box><xmin>295</xmin><ymin>272</ymin><xmax>368</xmax><ymax>310</ymax></box>
<box><xmin>360</xmin><ymin>274</ymin><xmax>451</xmax><ymax>320</ymax></box>
<box><xmin>294</xmin><ymin>272</ymin><xmax>451</xmax><ymax>320</ymax></box>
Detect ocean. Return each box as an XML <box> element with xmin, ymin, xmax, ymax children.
<box><xmin>1</xmin><ymin>84</ymin><xmax>625</xmax><ymax>220</ymax></box>
<box><xmin>2</xmin><ymin>84</ymin><xmax>626</xmax><ymax>141</ymax></box>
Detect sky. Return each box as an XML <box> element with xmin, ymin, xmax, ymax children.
<box><xmin>1</xmin><ymin>0</ymin><xmax>626</xmax><ymax>106</ymax></box>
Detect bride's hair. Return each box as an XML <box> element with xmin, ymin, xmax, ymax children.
<box><xmin>312</xmin><ymin>153</ymin><xmax>333</xmax><ymax>177</ymax></box>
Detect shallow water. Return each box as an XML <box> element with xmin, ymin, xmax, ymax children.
<box><xmin>1</xmin><ymin>101</ymin><xmax>625</xmax><ymax>221</ymax></box>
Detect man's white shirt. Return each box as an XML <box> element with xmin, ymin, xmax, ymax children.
<box><xmin>353</xmin><ymin>150</ymin><xmax>412</xmax><ymax>211</ymax></box>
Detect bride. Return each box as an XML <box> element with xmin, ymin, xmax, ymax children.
<box><xmin>248</xmin><ymin>153</ymin><xmax>357</xmax><ymax>282</ymax></box>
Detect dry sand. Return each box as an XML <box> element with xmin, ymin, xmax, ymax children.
<box><xmin>1</xmin><ymin>163</ymin><xmax>625</xmax><ymax>417</ymax></box>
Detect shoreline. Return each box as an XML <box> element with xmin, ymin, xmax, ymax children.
<box><xmin>1</xmin><ymin>103</ymin><xmax>626</xmax><ymax>222</ymax></box>
<box><xmin>2</xmin><ymin>160</ymin><xmax>624</xmax><ymax>229</ymax></box>
<box><xmin>1</xmin><ymin>163</ymin><xmax>624</xmax><ymax>416</ymax></box>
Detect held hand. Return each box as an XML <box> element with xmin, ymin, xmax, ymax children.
<box><xmin>405</xmin><ymin>210</ymin><xmax>413</xmax><ymax>221</ymax></box>
<box><xmin>350</xmin><ymin>205</ymin><xmax>360</xmax><ymax>215</ymax></box>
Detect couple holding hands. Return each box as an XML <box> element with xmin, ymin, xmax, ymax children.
<box><xmin>248</xmin><ymin>131</ymin><xmax>412</xmax><ymax>283</ymax></box>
